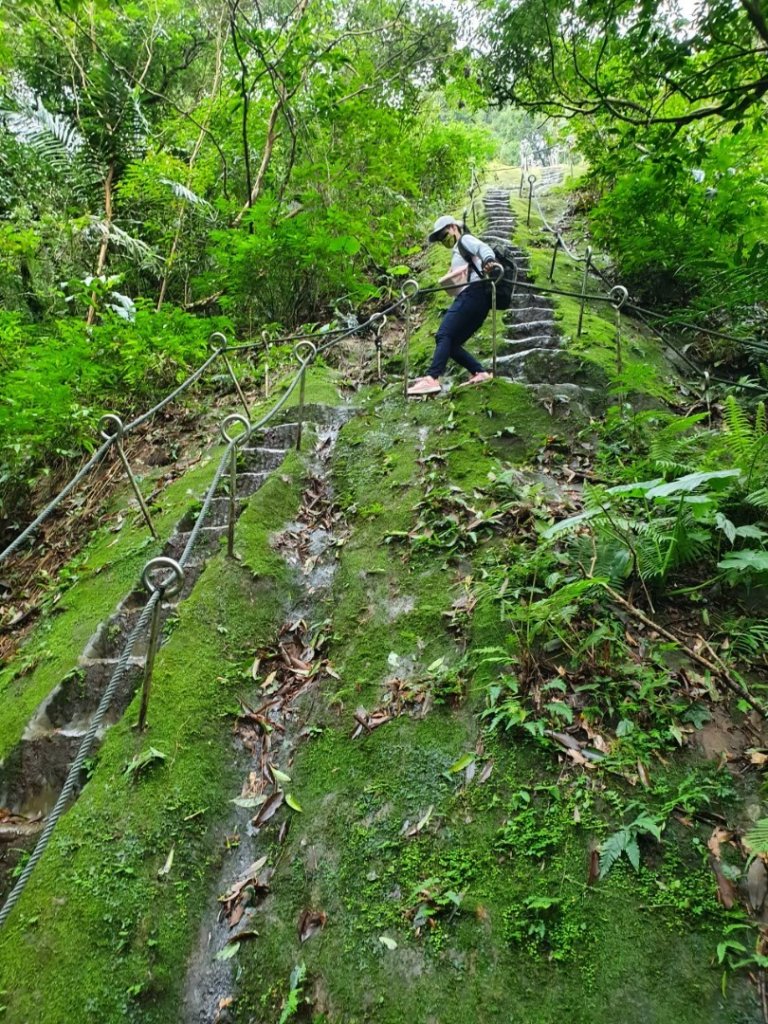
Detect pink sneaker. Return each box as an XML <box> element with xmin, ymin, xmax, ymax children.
<box><xmin>459</xmin><ymin>371</ymin><xmax>493</xmax><ymax>387</ymax></box>
<box><xmin>407</xmin><ymin>376</ymin><xmax>442</xmax><ymax>396</ymax></box>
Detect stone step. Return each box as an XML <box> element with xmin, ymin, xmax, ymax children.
<box><xmin>240</xmin><ymin>446</ymin><xmax>287</xmax><ymax>472</ymax></box>
<box><xmin>503</xmin><ymin>336</ymin><xmax>560</xmax><ymax>354</ymax></box>
<box><xmin>505</xmin><ymin>306</ymin><xmax>555</xmax><ymax>322</ymax></box>
<box><xmin>505</xmin><ymin>319</ymin><xmax>557</xmax><ymax>335</ymax></box>
<box><xmin>43</xmin><ymin>657</ymin><xmax>145</xmax><ymax>730</ymax></box>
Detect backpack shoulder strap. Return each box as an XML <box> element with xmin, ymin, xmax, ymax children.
<box><xmin>457</xmin><ymin>235</ymin><xmax>484</xmax><ymax>281</ymax></box>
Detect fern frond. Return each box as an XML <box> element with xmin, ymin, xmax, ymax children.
<box><xmin>159</xmin><ymin>178</ymin><xmax>215</xmax><ymax>216</ymax></box>
<box><xmin>723</xmin><ymin>395</ymin><xmax>755</xmax><ymax>466</ymax></box>
<box><xmin>82</xmin><ymin>218</ymin><xmax>162</xmax><ymax>270</ymax></box>
<box><xmin>745</xmin><ymin>819</ymin><xmax>768</xmax><ymax>854</ymax></box>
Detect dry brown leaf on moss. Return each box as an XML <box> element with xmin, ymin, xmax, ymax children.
<box><xmin>298</xmin><ymin>909</ymin><xmax>327</xmax><ymax>943</ymax></box>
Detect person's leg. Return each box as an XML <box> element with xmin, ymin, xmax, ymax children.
<box><xmin>425</xmin><ymin>293</ymin><xmax>467</xmax><ymax>378</ymax></box>
<box><xmin>427</xmin><ymin>289</ymin><xmax>490</xmax><ymax>377</ymax></box>
<box><xmin>446</xmin><ymin>290</ymin><xmax>491</xmax><ymax>374</ymax></box>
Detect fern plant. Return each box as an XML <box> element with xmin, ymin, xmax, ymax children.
<box><xmin>545</xmin><ymin>470</ymin><xmax>741</xmax><ymax>586</ymax></box>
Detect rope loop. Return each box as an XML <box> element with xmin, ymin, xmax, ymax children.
<box><xmin>293</xmin><ymin>339</ymin><xmax>317</xmax><ymax>364</ymax></box>
<box><xmin>610</xmin><ymin>285</ymin><xmax>629</xmax><ymax>310</ymax></box>
<box><xmin>220</xmin><ymin>412</ymin><xmax>251</xmax><ymax>445</ymax></box>
<box><xmin>142</xmin><ymin>556</ymin><xmax>184</xmax><ymax>597</ymax></box>
<box><xmin>99</xmin><ymin>412</ymin><xmax>125</xmax><ymax>443</ymax></box>
<box><xmin>209</xmin><ymin>331</ymin><xmax>228</xmax><ymax>354</ymax></box>
<box><xmin>401</xmin><ymin>279</ymin><xmax>419</xmax><ymax>300</ymax></box>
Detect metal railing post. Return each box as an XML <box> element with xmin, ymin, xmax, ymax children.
<box><xmin>490</xmin><ymin>267</ymin><xmax>503</xmax><ymax>378</ymax></box>
<box><xmin>99</xmin><ymin>414</ymin><xmax>158</xmax><ymax>540</ymax></box>
<box><xmin>548</xmin><ymin>237</ymin><xmax>561</xmax><ymax>281</ymax></box>
<box><xmin>220</xmin><ymin>413</ymin><xmax>251</xmax><ymax>557</ymax></box>
<box><xmin>576</xmin><ymin>246</ymin><xmax>593</xmax><ymax>338</ymax></box>
<box><xmin>610</xmin><ymin>286</ymin><xmax>628</xmax><ymax>378</ymax></box>
<box><xmin>292</xmin><ymin>340</ymin><xmax>317</xmax><ymax>452</ymax></box>
<box><xmin>137</xmin><ymin>556</ymin><xmax>184</xmax><ymax>730</ymax></box>
<box><xmin>526</xmin><ymin>174</ymin><xmax>537</xmax><ymax>227</ymax></box>
<box><xmin>401</xmin><ymin>280</ymin><xmax>419</xmax><ymax>398</ymax></box>
<box><xmin>210</xmin><ymin>332</ymin><xmax>250</xmax><ymax>420</ymax></box>
<box><xmin>262</xmin><ymin>330</ymin><xmax>272</xmax><ymax>399</ymax></box>
<box><xmin>369</xmin><ymin>312</ymin><xmax>387</xmax><ymax>382</ymax></box>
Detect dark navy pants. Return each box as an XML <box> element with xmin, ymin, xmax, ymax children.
<box><xmin>427</xmin><ymin>286</ymin><xmax>490</xmax><ymax>378</ymax></box>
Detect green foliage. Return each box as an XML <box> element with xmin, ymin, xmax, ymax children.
<box><xmin>599</xmin><ymin>810</ymin><xmax>663</xmax><ymax>880</ymax></box>
<box><xmin>0</xmin><ymin>305</ymin><xmax>226</xmax><ymax>522</ymax></box>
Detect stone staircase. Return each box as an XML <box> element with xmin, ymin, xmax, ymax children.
<box><xmin>0</xmin><ymin>423</ymin><xmax>300</xmax><ymax>825</ymax></box>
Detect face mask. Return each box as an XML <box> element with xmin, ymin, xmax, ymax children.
<box><xmin>441</xmin><ymin>233</ymin><xmax>454</xmax><ymax>248</ymax></box>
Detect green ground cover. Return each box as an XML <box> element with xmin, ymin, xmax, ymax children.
<box><xmin>0</xmin><ymin>188</ymin><xmax>762</xmax><ymax>1024</ymax></box>
<box><xmin>0</xmin><ymin>453</ymin><xmax>309</xmax><ymax>1022</ymax></box>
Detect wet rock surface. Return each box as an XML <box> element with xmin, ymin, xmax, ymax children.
<box><xmin>0</xmin><ymin>421</ymin><xmax>304</xmax><ymax>909</ymax></box>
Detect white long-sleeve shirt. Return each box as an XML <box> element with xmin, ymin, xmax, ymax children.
<box><xmin>450</xmin><ymin>233</ymin><xmax>495</xmax><ymax>294</ymax></box>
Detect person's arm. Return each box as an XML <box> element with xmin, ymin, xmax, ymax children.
<box><xmin>462</xmin><ymin>234</ymin><xmax>495</xmax><ymax>267</ymax></box>
<box><xmin>462</xmin><ymin>234</ymin><xmax>501</xmax><ymax>276</ymax></box>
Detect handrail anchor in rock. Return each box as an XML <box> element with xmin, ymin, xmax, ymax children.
<box><xmin>137</xmin><ymin>556</ymin><xmax>184</xmax><ymax>730</ymax></box>
<box><xmin>261</xmin><ymin>330</ymin><xmax>272</xmax><ymax>399</ymax></box>
<box><xmin>526</xmin><ymin>174</ymin><xmax>537</xmax><ymax>227</ymax></box>
<box><xmin>489</xmin><ymin>264</ymin><xmax>504</xmax><ymax>377</ymax></box>
<box><xmin>99</xmin><ymin>414</ymin><xmax>158</xmax><ymax>540</ymax></box>
<box><xmin>548</xmin><ymin>235</ymin><xmax>562</xmax><ymax>281</ymax></box>
<box><xmin>610</xmin><ymin>285</ymin><xmax>629</xmax><ymax>378</ymax></box>
<box><xmin>576</xmin><ymin>245</ymin><xmax>593</xmax><ymax>338</ymax></box>
<box><xmin>293</xmin><ymin>340</ymin><xmax>318</xmax><ymax>452</ymax></box>
<box><xmin>369</xmin><ymin>312</ymin><xmax>387</xmax><ymax>382</ymax></box>
<box><xmin>210</xmin><ymin>332</ymin><xmax>250</xmax><ymax>420</ymax></box>
<box><xmin>220</xmin><ymin>413</ymin><xmax>251</xmax><ymax>557</ymax></box>
<box><xmin>400</xmin><ymin>279</ymin><xmax>419</xmax><ymax>397</ymax></box>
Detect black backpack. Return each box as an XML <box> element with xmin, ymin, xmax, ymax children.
<box><xmin>457</xmin><ymin>234</ymin><xmax>517</xmax><ymax>310</ymax></box>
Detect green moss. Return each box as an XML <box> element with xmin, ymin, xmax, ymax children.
<box><xmin>0</xmin><ymin>451</ymin><xmax>225</xmax><ymax>763</ymax></box>
<box><xmin>0</xmin><ymin>462</ymin><xmax>309</xmax><ymax>1024</ymax></box>
<box><xmin>507</xmin><ymin>192</ymin><xmax>678</xmax><ymax>397</ymax></box>
<box><xmin>231</xmin><ymin>722</ymin><xmax>752</xmax><ymax>1024</ymax></box>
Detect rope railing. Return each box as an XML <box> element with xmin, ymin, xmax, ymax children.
<box><xmin>518</xmin><ymin>174</ymin><xmax>768</xmax><ymax>390</ymax></box>
<box><xmin>0</xmin><ymin>296</ymin><xmax>412</xmax><ymax>567</ymax></box>
<box><xmin>2</xmin><ymin>166</ymin><xmax>764</xmax><ymax>927</ymax></box>
<box><xmin>0</xmin><ymin>283</ymin><xmax>423</xmax><ymax>929</ymax></box>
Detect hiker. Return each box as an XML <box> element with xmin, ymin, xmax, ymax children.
<box><xmin>406</xmin><ymin>216</ymin><xmax>501</xmax><ymax>397</ymax></box>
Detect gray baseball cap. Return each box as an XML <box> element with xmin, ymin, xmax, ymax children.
<box><xmin>428</xmin><ymin>215</ymin><xmax>461</xmax><ymax>243</ymax></box>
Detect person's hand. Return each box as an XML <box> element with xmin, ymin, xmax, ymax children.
<box><xmin>483</xmin><ymin>260</ymin><xmax>503</xmax><ymax>278</ymax></box>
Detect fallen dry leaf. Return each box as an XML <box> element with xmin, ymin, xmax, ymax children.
<box><xmin>298</xmin><ymin>908</ymin><xmax>327</xmax><ymax>943</ymax></box>
<box><xmin>252</xmin><ymin>790</ymin><xmax>284</xmax><ymax>828</ymax></box>
<box><xmin>709</xmin><ymin>854</ymin><xmax>738</xmax><ymax>909</ymax></box>
<box><xmin>707</xmin><ymin>827</ymin><xmax>733</xmax><ymax>860</ymax></box>
<box><xmin>748</xmin><ymin>858</ymin><xmax>768</xmax><ymax>912</ymax></box>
